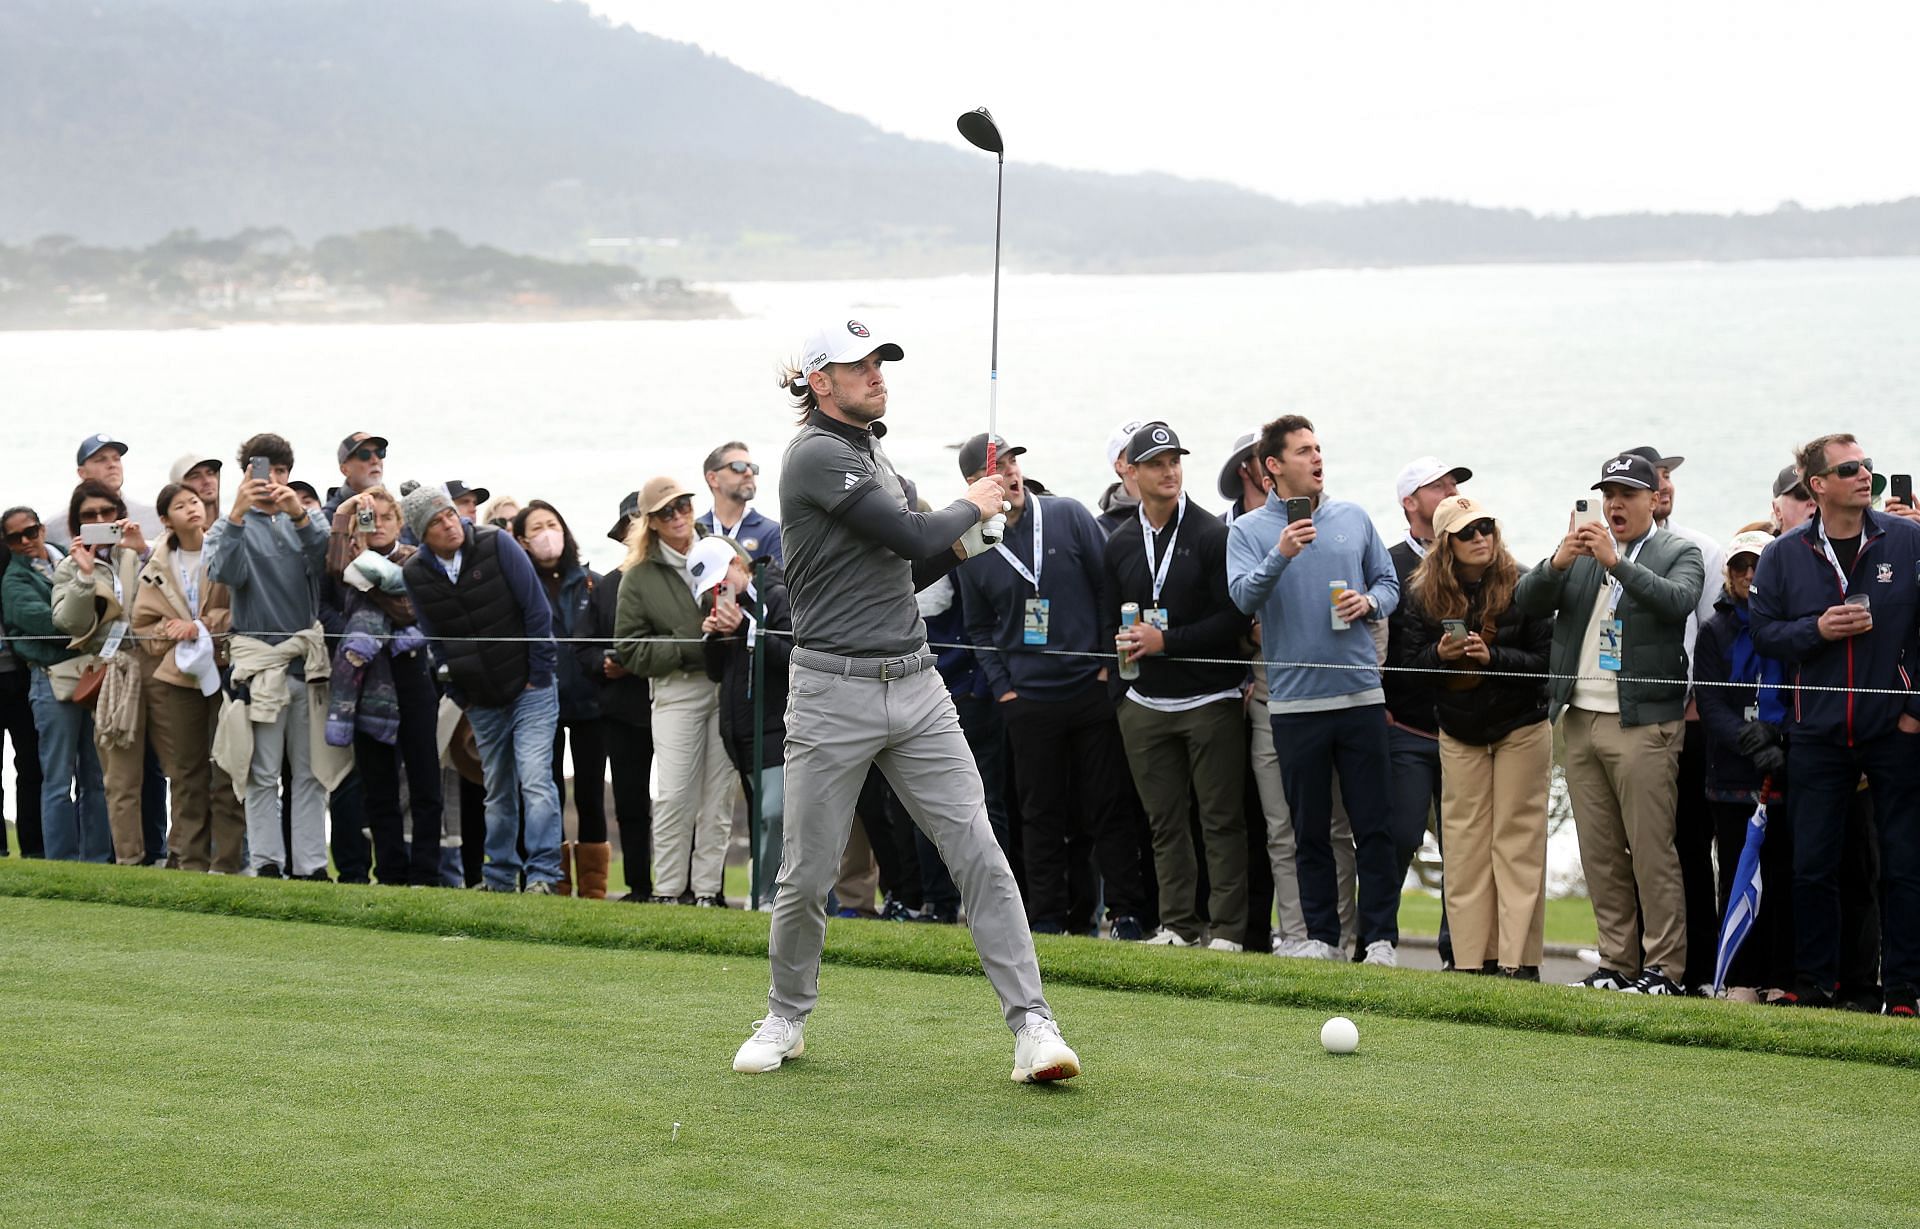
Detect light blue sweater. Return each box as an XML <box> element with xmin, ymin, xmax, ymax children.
<box><xmin>1226</xmin><ymin>492</ymin><xmax>1399</xmax><ymax>712</ymax></box>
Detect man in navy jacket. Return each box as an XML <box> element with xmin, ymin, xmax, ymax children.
<box><xmin>1750</xmin><ymin>433</ymin><xmax>1920</xmax><ymax>1014</ymax></box>
<box><xmin>956</xmin><ymin>435</ymin><xmax>1150</xmax><ymax>937</ymax></box>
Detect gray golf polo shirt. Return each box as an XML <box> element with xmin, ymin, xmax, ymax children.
<box><xmin>780</xmin><ymin>416</ymin><xmax>927</xmax><ymax>659</ymax></box>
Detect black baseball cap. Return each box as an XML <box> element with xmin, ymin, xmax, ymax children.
<box><xmin>75</xmin><ymin>433</ymin><xmax>128</xmax><ymax>467</ymax></box>
<box><xmin>1126</xmin><ymin>422</ymin><xmax>1189</xmax><ymax>465</ymax></box>
<box><xmin>445</xmin><ymin>480</ymin><xmax>490</xmax><ymax>505</ymax></box>
<box><xmin>1593</xmin><ymin>454</ymin><xmax>1659</xmax><ymax>492</ymax></box>
<box><xmin>338</xmin><ymin>432</ymin><xmax>390</xmax><ymax>464</ymax></box>
<box><xmin>958</xmin><ymin>433</ymin><xmax>1026</xmax><ymax>478</ymax></box>
<box><xmin>607</xmin><ymin>490</ymin><xmax>642</xmax><ymax>543</ymax></box>
<box><xmin>288</xmin><ymin>480</ymin><xmax>320</xmax><ymax>503</ymax></box>
<box><xmin>1622</xmin><ymin>445</ymin><xmax>1685</xmax><ymax>472</ymax></box>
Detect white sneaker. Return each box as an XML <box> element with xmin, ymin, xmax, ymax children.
<box><xmin>1142</xmin><ymin>927</ymin><xmax>1192</xmax><ymax>947</ymax></box>
<box><xmin>1011</xmin><ymin>1017</ymin><xmax>1081</xmax><ymax>1084</ymax></box>
<box><xmin>1362</xmin><ymin>940</ymin><xmax>1397</xmax><ymax>967</ymax></box>
<box><xmin>1205</xmin><ymin>937</ymin><xmax>1244</xmax><ymax>952</ymax></box>
<box><xmin>732</xmin><ymin>1015</ymin><xmax>805</xmax><ymax>1074</ymax></box>
<box><xmin>1287</xmin><ymin>939</ymin><xmax>1348</xmax><ymax>962</ymax></box>
<box><xmin>1272</xmin><ymin>937</ymin><xmax>1310</xmax><ymax>957</ymax></box>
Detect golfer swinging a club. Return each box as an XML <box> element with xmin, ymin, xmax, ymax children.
<box><xmin>731</xmin><ymin>317</ymin><xmax>1081</xmax><ymax>1084</ymax></box>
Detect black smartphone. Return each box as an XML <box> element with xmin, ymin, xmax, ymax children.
<box><xmin>1284</xmin><ymin>496</ymin><xmax>1313</xmax><ymax>525</ymax></box>
<box><xmin>1892</xmin><ymin>474</ymin><xmax>1913</xmax><ymax>507</ymax></box>
<box><xmin>248</xmin><ymin>455</ymin><xmax>271</xmax><ymax>483</ymax></box>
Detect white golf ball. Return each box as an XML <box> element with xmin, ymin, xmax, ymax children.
<box><xmin>1320</xmin><ymin>1016</ymin><xmax>1359</xmax><ymax>1054</ymax></box>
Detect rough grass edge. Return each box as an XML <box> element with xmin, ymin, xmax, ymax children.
<box><xmin>4</xmin><ymin>859</ymin><xmax>1915</xmax><ymax>1070</ymax></box>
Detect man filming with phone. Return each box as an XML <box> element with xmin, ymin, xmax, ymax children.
<box><xmin>207</xmin><ymin>432</ymin><xmax>344</xmax><ymax>880</ymax></box>
<box><xmin>1515</xmin><ymin>453</ymin><xmax>1703</xmax><ymax>995</ymax></box>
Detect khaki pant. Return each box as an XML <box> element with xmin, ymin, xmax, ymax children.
<box><xmin>1439</xmin><ymin>721</ymin><xmax>1551</xmax><ymax>969</ymax></box>
<box><xmin>649</xmin><ymin>670</ymin><xmax>738</xmax><ymax>898</ymax></box>
<box><xmin>1118</xmin><ymin>698</ymin><xmax>1247</xmax><ymax>944</ymax></box>
<box><xmin>1249</xmin><ymin>708</ymin><xmax>1355</xmax><ymax>948</ymax></box>
<box><xmin>834</xmin><ymin>818</ymin><xmax>880</xmax><ymax>916</ymax></box>
<box><xmin>1561</xmin><ymin>708</ymin><xmax>1688</xmax><ymax>981</ymax></box>
<box><xmin>98</xmin><ymin>654</ymin><xmax>160</xmax><ymax>864</ymax></box>
<box><xmin>147</xmin><ymin>679</ymin><xmax>247</xmax><ymax>874</ymax></box>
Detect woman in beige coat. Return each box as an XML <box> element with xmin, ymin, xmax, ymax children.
<box><xmin>51</xmin><ymin>480</ymin><xmax>152</xmax><ymax>865</ymax></box>
<box><xmin>131</xmin><ymin>483</ymin><xmax>243</xmax><ymax>872</ymax></box>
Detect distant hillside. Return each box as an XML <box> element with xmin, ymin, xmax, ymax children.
<box><xmin>4</xmin><ymin>0</ymin><xmax>1919</xmax><ymax>278</ymax></box>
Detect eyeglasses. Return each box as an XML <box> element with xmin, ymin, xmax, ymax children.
<box><xmin>351</xmin><ymin>446</ymin><xmax>388</xmax><ymax>462</ymax></box>
<box><xmin>720</xmin><ymin>460</ymin><xmax>761</xmax><ymax>476</ymax></box>
<box><xmin>1452</xmin><ymin>519</ymin><xmax>1497</xmax><ymax>542</ymax></box>
<box><xmin>4</xmin><ymin>523</ymin><xmax>42</xmax><ymax>545</ymax></box>
<box><xmin>1728</xmin><ymin>557</ymin><xmax>1758</xmax><ymax>574</ymax></box>
<box><xmin>650</xmin><ymin>496</ymin><xmax>695</xmax><ymax>521</ymax></box>
<box><xmin>1815</xmin><ymin>458</ymin><xmax>1873</xmax><ymax>479</ymax></box>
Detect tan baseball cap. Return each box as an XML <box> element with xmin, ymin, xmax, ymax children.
<box><xmin>1432</xmin><ymin>494</ymin><xmax>1497</xmax><ymax>540</ymax></box>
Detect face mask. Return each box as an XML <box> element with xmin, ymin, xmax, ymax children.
<box><xmin>528</xmin><ymin>528</ymin><xmax>564</xmax><ymax>564</ymax></box>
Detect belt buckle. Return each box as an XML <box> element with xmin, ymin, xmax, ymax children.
<box><xmin>878</xmin><ymin>659</ymin><xmax>896</xmax><ymax>682</ymax></box>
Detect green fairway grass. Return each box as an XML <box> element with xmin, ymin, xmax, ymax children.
<box><xmin>1</xmin><ymin>860</ymin><xmax>1913</xmax><ymax>1072</ymax></box>
<box><xmin>2</xmin><ymin>895</ymin><xmax>1916</xmax><ymax>1228</ymax></box>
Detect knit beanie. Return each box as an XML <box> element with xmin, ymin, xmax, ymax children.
<box><xmin>402</xmin><ymin>483</ymin><xmax>454</xmax><ymax>543</ymax></box>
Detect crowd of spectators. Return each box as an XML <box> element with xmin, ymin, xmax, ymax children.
<box><xmin>3</xmin><ymin>416</ymin><xmax>1916</xmax><ymax>1017</ymax></box>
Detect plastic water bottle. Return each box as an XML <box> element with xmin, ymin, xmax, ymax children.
<box><xmin>1118</xmin><ymin>602</ymin><xmax>1141</xmax><ymax>681</ymax></box>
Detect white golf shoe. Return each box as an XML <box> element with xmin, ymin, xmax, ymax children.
<box><xmin>1362</xmin><ymin>940</ymin><xmax>1398</xmax><ymax>967</ymax></box>
<box><xmin>1142</xmin><ymin>927</ymin><xmax>1191</xmax><ymax>946</ymax></box>
<box><xmin>732</xmin><ymin>1014</ymin><xmax>805</xmax><ymax>1073</ymax></box>
<box><xmin>1011</xmin><ymin>1017</ymin><xmax>1081</xmax><ymax>1084</ymax></box>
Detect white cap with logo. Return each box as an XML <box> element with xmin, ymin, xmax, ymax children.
<box><xmin>799</xmin><ymin>318</ymin><xmax>904</xmax><ymax>378</ymax></box>
<box><xmin>1395</xmin><ymin>456</ymin><xmax>1474</xmax><ymax>502</ymax></box>
<box><xmin>1106</xmin><ymin>419</ymin><xmax>1148</xmax><ymax>467</ymax></box>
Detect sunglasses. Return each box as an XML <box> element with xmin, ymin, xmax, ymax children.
<box><xmin>4</xmin><ymin>523</ymin><xmax>43</xmax><ymax>545</ymax></box>
<box><xmin>1816</xmin><ymin>458</ymin><xmax>1873</xmax><ymax>479</ymax></box>
<box><xmin>350</xmin><ymin>446</ymin><xmax>388</xmax><ymax>462</ymax></box>
<box><xmin>78</xmin><ymin>506</ymin><xmax>121</xmax><ymax>524</ymax></box>
<box><xmin>1451</xmin><ymin>519</ymin><xmax>1497</xmax><ymax>542</ymax></box>
<box><xmin>650</xmin><ymin>496</ymin><xmax>695</xmax><ymax>521</ymax></box>
<box><xmin>720</xmin><ymin>460</ymin><xmax>761</xmax><ymax>476</ymax></box>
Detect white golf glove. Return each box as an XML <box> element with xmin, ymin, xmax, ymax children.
<box><xmin>957</xmin><ymin>519</ymin><xmax>993</xmax><ymax>559</ymax></box>
<box><xmin>980</xmin><ymin>512</ymin><xmax>1008</xmax><ymax>546</ymax></box>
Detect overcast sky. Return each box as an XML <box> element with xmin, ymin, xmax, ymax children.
<box><xmin>588</xmin><ymin>0</ymin><xmax>1920</xmax><ymax>216</ymax></box>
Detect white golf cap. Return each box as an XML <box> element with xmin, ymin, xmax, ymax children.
<box><xmin>168</xmin><ymin>452</ymin><xmax>224</xmax><ymax>485</ymax></box>
<box><xmin>1395</xmin><ymin>456</ymin><xmax>1473</xmax><ymax>502</ymax></box>
<box><xmin>685</xmin><ymin>536</ymin><xmax>741</xmax><ymax>601</ymax></box>
<box><xmin>1106</xmin><ymin>419</ymin><xmax>1149</xmax><ymax>466</ymax></box>
<box><xmin>1726</xmin><ymin>529</ymin><xmax>1774</xmax><ymax>562</ymax></box>
<box><xmin>799</xmin><ymin>317</ymin><xmax>903</xmax><ymax>378</ymax></box>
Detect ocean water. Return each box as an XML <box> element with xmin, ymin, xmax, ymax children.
<box><xmin>8</xmin><ymin>258</ymin><xmax>1920</xmax><ymax>576</ymax></box>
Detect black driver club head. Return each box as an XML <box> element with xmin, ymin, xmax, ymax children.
<box><xmin>956</xmin><ymin>107</ymin><xmax>1003</xmax><ymax>156</ymax></box>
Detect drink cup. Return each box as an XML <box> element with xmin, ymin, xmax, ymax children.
<box><xmin>1846</xmin><ymin>592</ymin><xmax>1872</xmax><ymax>628</ymax></box>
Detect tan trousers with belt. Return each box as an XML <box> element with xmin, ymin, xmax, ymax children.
<box><xmin>99</xmin><ymin>653</ymin><xmax>160</xmax><ymax>864</ymax></box>
<box><xmin>1561</xmin><ymin>707</ymin><xmax>1688</xmax><ymax>981</ymax></box>
<box><xmin>1438</xmin><ymin>720</ymin><xmax>1551</xmax><ymax>969</ymax></box>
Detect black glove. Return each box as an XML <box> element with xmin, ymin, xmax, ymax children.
<box><xmin>1750</xmin><ymin>743</ymin><xmax>1787</xmax><ymax>777</ymax></box>
<box><xmin>1736</xmin><ymin>720</ymin><xmax>1782</xmax><ymax>759</ymax></box>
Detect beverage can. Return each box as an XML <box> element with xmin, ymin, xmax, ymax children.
<box><xmin>1330</xmin><ymin>580</ymin><xmax>1351</xmax><ymax>630</ymax></box>
<box><xmin>1119</xmin><ymin>602</ymin><xmax>1141</xmax><ymax>680</ymax></box>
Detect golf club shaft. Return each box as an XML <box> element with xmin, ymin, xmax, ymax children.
<box><xmin>986</xmin><ymin>152</ymin><xmax>1003</xmax><ymax>475</ymax></box>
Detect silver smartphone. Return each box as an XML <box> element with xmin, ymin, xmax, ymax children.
<box><xmin>79</xmin><ymin>522</ymin><xmax>123</xmax><ymax>546</ymax></box>
<box><xmin>1442</xmin><ymin>618</ymin><xmax>1468</xmax><ymax>643</ymax></box>
<box><xmin>1573</xmin><ymin>498</ymin><xmax>1605</xmax><ymax>528</ymax></box>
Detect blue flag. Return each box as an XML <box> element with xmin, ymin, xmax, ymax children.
<box><xmin>1711</xmin><ymin>801</ymin><xmax>1768</xmax><ymax>995</ymax></box>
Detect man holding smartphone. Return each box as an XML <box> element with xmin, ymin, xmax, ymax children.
<box><xmin>206</xmin><ymin>432</ymin><xmax>345</xmax><ymax>880</ymax></box>
<box><xmin>1515</xmin><ymin>453</ymin><xmax>1704</xmax><ymax>994</ymax></box>
<box><xmin>1226</xmin><ymin>414</ymin><xmax>1402</xmax><ymax>967</ymax></box>
<box><xmin>1751</xmin><ymin>434</ymin><xmax>1920</xmax><ymax>1015</ymax></box>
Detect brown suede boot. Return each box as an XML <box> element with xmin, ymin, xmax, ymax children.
<box><xmin>574</xmin><ymin>842</ymin><xmax>612</xmax><ymax>900</ymax></box>
<box><xmin>556</xmin><ymin>842</ymin><xmax>575</xmax><ymax>897</ymax></box>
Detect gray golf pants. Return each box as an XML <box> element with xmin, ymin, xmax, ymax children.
<box><xmin>767</xmin><ymin>656</ymin><xmax>1051</xmax><ymax>1033</ymax></box>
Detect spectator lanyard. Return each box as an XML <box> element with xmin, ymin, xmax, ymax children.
<box><xmin>1816</xmin><ymin>529</ymin><xmax>1851</xmax><ymax>592</ymax></box>
<box><xmin>1139</xmin><ymin>493</ymin><xmax>1187</xmax><ymax>604</ymax></box>
<box><xmin>99</xmin><ymin>555</ymin><xmax>129</xmax><ymax>660</ymax></box>
<box><xmin>993</xmin><ymin>494</ymin><xmax>1043</xmax><ymax>592</ymax></box>
<box><xmin>1606</xmin><ymin>531</ymin><xmax>1653</xmax><ymax>615</ymax></box>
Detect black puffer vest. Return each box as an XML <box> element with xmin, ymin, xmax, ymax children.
<box><xmin>404</xmin><ymin>525</ymin><xmax>528</xmax><ymax>708</ymax></box>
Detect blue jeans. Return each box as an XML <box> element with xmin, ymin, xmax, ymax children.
<box><xmin>1270</xmin><ymin>704</ymin><xmax>1399</xmax><ymax>947</ymax></box>
<box><xmin>28</xmin><ymin>670</ymin><xmax>110</xmax><ymax>863</ymax></box>
<box><xmin>466</xmin><ymin>682</ymin><xmax>563</xmax><ymax>891</ymax></box>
